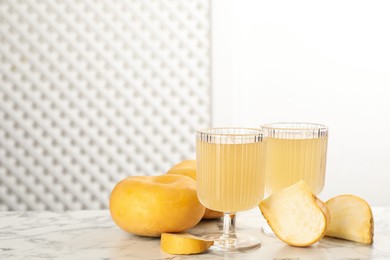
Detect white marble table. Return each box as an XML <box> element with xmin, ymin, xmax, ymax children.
<box><xmin>1</xmin><ymin>207</ymin><xmax>389</xmax><ymax>260</ymax></box>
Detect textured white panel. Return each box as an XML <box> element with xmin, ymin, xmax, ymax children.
<box><xmin>0</xmin><ymin>0</ymin><xmax>210</xmax><ymax>210</ymax></box>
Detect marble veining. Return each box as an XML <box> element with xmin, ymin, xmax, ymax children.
<box><xmin>0</xmin><ymin>208</ymin><xmax>389</xmax><ymax>260</ymax></box>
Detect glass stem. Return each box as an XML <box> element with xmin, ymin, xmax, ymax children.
<box><xmin>222</xmin><ymin>212</ymin><xmax>237</xmax><ymax>241</ymax></box>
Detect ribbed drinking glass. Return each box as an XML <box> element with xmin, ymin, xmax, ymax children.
<box><xmin>261</xmin><ymin>122</ymin><xmax>328</xmax><ymax>234</ymax></box>
<box><xmin>196</xmin><ymin>127</ymin><xmax>266</xmax><ymax>251</ymax></box>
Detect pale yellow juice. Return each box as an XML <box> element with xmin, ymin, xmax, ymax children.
<box><xmin>265</xmin><ymin>136</ymin><xmax>328</xmax><ymax>195</ymax></box>
<box><xmin>196</xmin><ymin>141</ymin><xmax>265</xmax><ymax>212</ymax></box>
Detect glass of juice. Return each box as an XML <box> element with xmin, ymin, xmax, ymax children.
<box><xmin>196</xmin><ymin>127</ymin><xmax>266</xmax><ymax>251</ymax></box>
<box><xmin>261</xmin><ymin>122</ymin><xmax>328</xmax><ymax>234</ymax></box>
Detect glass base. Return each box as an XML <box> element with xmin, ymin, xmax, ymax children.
<box><xmin>203</xmin><ymin>232</ymin><xmax>261</xmax><ymax>252</ymax></box>
<box><xmin>261</xmin><ymin>223</ymin><xmax>275</xmax><ymax>236</ymax></box>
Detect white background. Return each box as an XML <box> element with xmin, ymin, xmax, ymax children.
<box><xmin>212</xmin><ymin>0</ymin><xmax>390</xmax><ymax>206</ymax></box>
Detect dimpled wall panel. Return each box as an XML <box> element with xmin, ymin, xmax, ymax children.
<box><xmin>0</xmin><ymin>0</ymin><xmax>210</xmax><ymax>210</ymax></box>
